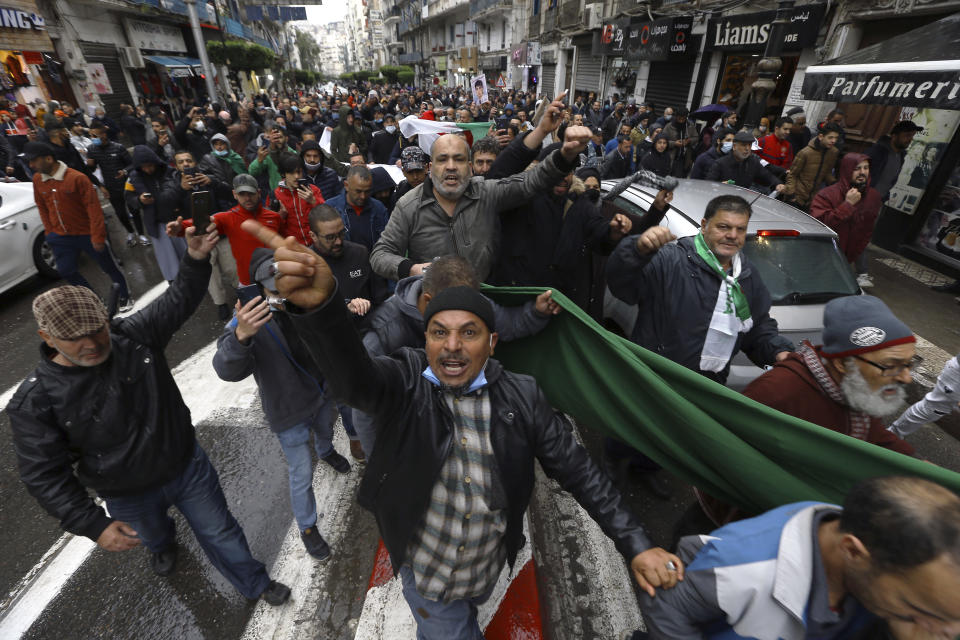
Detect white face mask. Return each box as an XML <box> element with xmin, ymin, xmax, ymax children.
<box><xmin>304</xmin><ymin>160</ymin><xmax>322</xmax><ymax>170</ymax></box>
<box><xmin>193</xmin><ymin>120</ymin><xmax>205</xmax><ymax>132</ymax></box>
<box><xmin>385</xmin><ymin>125</ymin><xmax>397</xmax><ymax>134</ymax></box>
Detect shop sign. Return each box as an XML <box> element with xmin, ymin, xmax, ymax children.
<box><xmin>705</xmin><ymin>4</ymin><xmax>824</xmax><ymax>52</ymax></box>
<box><xmin>123</xmin><ymin>18</ymin><xmax>187</xmax><ymax>54</ymax></box>
<box><xmin>803</xmin><ymin>70</ymin><xmax>960</xmax><ymax>111</ymax></box>
<box><xmin>0</xmin><ymin>6</ymin><xmax>44</xmax><ymax>30</ymax></box>
<box><xmin>86</xmin><ymin>63</ymin><xmax>113</xmax><ymax>94</ymax></box>
<box><xmin>511</xmin><ymin>43</ymin><xmax>527</xmax><ymax>65</ymax></box>
<box><xmin>527</xmin><ymin>42</ymin><xmax>541</xmax><ymax>66</ymax></box>
<box><xmin>593</xmin><ymin>15</ymin><xmax>694</xmax><ymax>61</ymax></box>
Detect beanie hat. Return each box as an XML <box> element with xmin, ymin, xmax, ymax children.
<box><xmin>424</xmin><ymin>286</ymin><xmax>496</xmax><ymax>332</ymax></box>
<box><xmin>821</xmin><ymin>295</ymin><xmax>914</xmax><ymax>358</ymax></box>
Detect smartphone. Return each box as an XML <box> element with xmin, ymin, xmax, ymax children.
<box><xmin>297</xmin><ymin>178</ymin><xmax>309</xmax><ymax>188</ymax></box>
<box><xmin>190</xmin><ymin>190</ymin><xmax>214</xmax><ymax>233</ymax></box>
<box><xmin>141</xmin><ymin>192</ymin><xmax>152</xmax><ymax>198</ymax></box>
<box><xmin>183</xmin><ymin>166</ymin><xmax>198</xmax><ymax>176</ymax></box>
<box><xmin>236</xmin><ymin>284</ymin><xmax>261</xmax><ymax>306</ymax></box>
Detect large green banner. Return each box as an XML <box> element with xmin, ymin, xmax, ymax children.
<box><xmin>486</xmin><ymin>287</ymin><xmax>960</xmax><ymax>513</ymax></box>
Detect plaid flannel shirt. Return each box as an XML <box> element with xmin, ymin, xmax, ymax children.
<box><xmin>406</xmin><ymin>387</ymin><xmax>507</xmax><ymax>603</ymax></box>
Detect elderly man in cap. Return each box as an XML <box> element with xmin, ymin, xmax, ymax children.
<box><xmin>8</xmin><ymin>227</ymin><xmax>291</xmax><ymax>606</ymax></box>
<box><xmin>25</xmin><ymin>141</ymin><xmax>133</xmax><ymax>311</ymax></box>
<box><xmin>240</xmin><ymin>219</ymin><xmax>683</xmax><ymax>640</ymax></box>
<box><xmin>743</xmin><ymin>295</ymin><xmax>916</xmax><ymax>456</ymax></box>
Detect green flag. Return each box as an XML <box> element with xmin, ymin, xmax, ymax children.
<box><xmin>485</xmin><ymin>286</ymin><xmax>960</xmax><ymax>513</ymax></box>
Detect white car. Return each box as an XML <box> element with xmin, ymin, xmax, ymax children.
<box><xmin>0</xmin><ymin>181</ymin><xmax>58</xmax><ymax>294</ymax></box>
<box><xmin>602</xmin><ymin>178</ymin><xmax>861</xmax><ymax>389</ymax></box>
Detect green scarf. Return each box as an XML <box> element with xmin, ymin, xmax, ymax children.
<box><xmin>694</xmin><ymin>232</ymin><xmax>750</xmax><ymax>321</ymax></box>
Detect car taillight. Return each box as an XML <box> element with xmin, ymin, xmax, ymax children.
<box><xmin>756</xmin><ymin>229</ymin><xmax>800</xmax><ymax>237</ymax></box>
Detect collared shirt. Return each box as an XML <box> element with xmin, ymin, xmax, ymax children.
<box><xmin>806</xmin><ymin>509</ymin><xmax>868</xmax><ymax>637</ymax></box>
<box><xmin>406</xmin><ymin>370</ymin><xmax>507</xmax><ymax>603</ymax></box>
<box><xmin>40</xmin><ymin>160</ymin><xmax>67</xmax><ymax>182</ymax></box>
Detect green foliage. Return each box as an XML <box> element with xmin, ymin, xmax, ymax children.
<box><xmin>397</xmin><ymin>70</ymin><xmax>415</xmax><ymax>85</ymax></box>
<box><xmin>293</xmin><ymin>69</ymin><xmax>317</xmax><ymax>85</ymax></box>
<box><xmin>353</xmin><ymin>69</ymin><xmax>374</xmax><ymax>82</ymax></box>
<box><xmin>294</xmin><ymin>30</ymin><xmax>322</xmax><ymax>70</ymax></box>
<box><xmin>339</xmin><ymin>71</ymin><xmax>355</xmax><ymax>82</ymax></box>
<box><xmin>376</xmin><ymin>65</ymin><xmax>414</xmax><ymax>83</ymax></box>
<box><xmin>205</xmin><ymin>40</ymin><xmax>277</xmax><ymax>72</ymax></box>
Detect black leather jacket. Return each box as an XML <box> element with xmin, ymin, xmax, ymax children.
<box><xmin>288</xmin><ymin>284</ymin><xmax>652</xmax><ymax>573</ymax></box>
<box><xmin>7</xmin><ymin>254</ymin><xmax>212</xmax><ymax>541</ymax></box>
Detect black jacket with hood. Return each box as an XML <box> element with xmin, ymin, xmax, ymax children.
<box><xmin>125</xmin><ymin>145</ymin><xmax>172</xmax><ymax>229</ymax></box>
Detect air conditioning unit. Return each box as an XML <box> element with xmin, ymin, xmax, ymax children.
<box><xmin>584</xmin><ymin>4</ymin><xmax>603</xmax><ymax>30</ymax></box>
<box><xmin>119</xmin><ymin>47</ymin><xmax>145</xmax><ymax>68</ymax></box>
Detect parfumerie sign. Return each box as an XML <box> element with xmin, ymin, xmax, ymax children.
<box><xmin>705</xmin><ymin>4</ymin><xmax>824</xmax><ymax>51</ymax></box>
<box><xmin>0</xmin><ymin>5</ymin><xmax>45</xmax><ymax>29</ymax></box>
<box><xmin>802</xmin><ymin>64</ymin><xmax>960</xmax><ymax>110</ymax></box>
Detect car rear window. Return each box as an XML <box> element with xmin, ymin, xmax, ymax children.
<box><xmin>742</xmin><ymin>235</ymin><xmax>860</xmax><ymax>304</ymax></box>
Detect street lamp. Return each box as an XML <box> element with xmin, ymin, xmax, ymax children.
<box><xmin>741</xmin><ymin>0</ymin><xmax>794</xmax><ymax>132</ymax></box>
<box><xmin>183</xmin><ymin>0</ymin><xmax>220</xmax><ymax>103</ymax></box>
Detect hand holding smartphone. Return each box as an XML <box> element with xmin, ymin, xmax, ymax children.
<box><xmin>190</xmin><ymin>190</ymin><xmax>214</xmax><ymax>234</ymax></box>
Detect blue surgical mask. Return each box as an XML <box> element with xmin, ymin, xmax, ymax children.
<box><xmin>664</xmin><ymin>114</ymin><xmax>673</xmax><ymax>121</ymax></box>
<box><xmin>721</xmin><ymin>141</ymin><xmax>733</xmax><ymax>154</ymax></box>
<box><xmin>90</xmin><ymin>138</ymin><xmax>102</xmax><ymax>145</ymax></box>
<box><xmin>385</xmin><ymin>125</ymin><xmax>397</xmax><ymax>134</ymax></box>
<box><xmin>213</xmin><ymin>149</ymin><xmax>228</xmax><ymax>156</ymax></box>
<box><xmin>375</xmin><ymin>118</ymin><xmax>383</xmax><ymax>124</ymax></box>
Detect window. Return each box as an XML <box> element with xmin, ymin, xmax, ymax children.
<box><xmin>741</xmin><ymin>236</ymin><xmax>860</xmax><ymax>304</ymax></box>
<box><xmin>501</xmin><ymin>20</ymin><xmax>506</xmax><ymax>48</ymax></box>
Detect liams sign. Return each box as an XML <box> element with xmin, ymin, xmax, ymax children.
<box><xmin>705</xmin><ymin>4</ymin><xmax>825</xmax><ymax>52</ymax></box>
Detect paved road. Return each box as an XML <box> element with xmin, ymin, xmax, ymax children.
<box><xmin>1</xmin><ymin>211</ymin><xmax>958</xmax><ymax>640</ymax></box>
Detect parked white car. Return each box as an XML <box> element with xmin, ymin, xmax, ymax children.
<box><xmin>601</xmin><ymin>178</ymin><xmax>861</xmax><ymax>389</ymax></box>
<box><xmin>0</xmin><ymin>181</ymin><xmax>58</xmax><ymax>294</ymax></box>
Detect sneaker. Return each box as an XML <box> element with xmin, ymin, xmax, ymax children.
<box><xmin>217</xmin><ymin>303</ymin><xmax>232</xmax><ymax>321</ymax></box>
<box><xmin>260</xmin><ymin>579</ymin><xmax>292</xmax><ymax>605</ymax></box>
<box><xmin>151</xmin><ymin>544</ymin><xmax>177</xmax><ymax>577</ymax></box>
<box><xmin>322</xmin><ymin>450</ymin><xmax>351</xmax><ymax>473</ymax></box>
<box><xmin>300</xmin><ymin>526</ymin><xmax>331</xmax><ymax>560</ymax></box>
<box><xmin>126</xmin><ymin>233</ymin><xmax>136</xmax><ymax>247</ymax></box>
<box><xmin>117</xmin><ymin>297</ymin><xmax>135</xmax><ymax>313</ymax></box>
<box><xmin>138</xmin><ymin>235</ymin><xmax>152</xmax><ymax>246</ymax></box>
<box><xmin>349</xmin><ymin>439</ymin><xmax>366</xmax><ymax>463</ymax></box>
<box><xmin>856</xmin><ymin>273</ymin><xmax>874</xmax><ymax>288</ymax></box>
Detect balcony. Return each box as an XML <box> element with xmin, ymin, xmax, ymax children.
<box><xmin>424</xmin><ymin>0</ymin><xmax>469</xmax><ymax>22</ymax></box>
<box><xmin>543</xmin><ymin>6</ymin><xmax>556</xmax><ymax>31</ymax></box>
<box><xmin>559</xmin><ymin>0</ymin><xmax>580</xmax><ymax>28</ymax></box>
<box><xmin>469</xmin><ymin>0</ymin><xmax>511</xmax><ymax>19</ymax></box>
<box><xmin>384</xmin><ymin>5</ymin><xmax>401</xmax><ymax>24</ymax></box>
<box><xmin>399</xmin><ymin>51</ymin><xmax>424</xmax><ymax>63</ymax></box>
<box><xmin>527</xmin><ymin>13</ymin><xmax>540</xmax><ymax>39</ymax></box>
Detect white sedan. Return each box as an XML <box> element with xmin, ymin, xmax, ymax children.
<box><xmin>0</xmin><ymin>181</ymin><xmax>58</xmax><ymax>294</ymax></box>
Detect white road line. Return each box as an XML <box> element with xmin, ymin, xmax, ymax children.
<box><xmin>0</xmin><ymin>281</ymin><xmax>169</xmax><ymax>414</ymax></box>
<box><xmin>0</xmin><ymin>337</ymin><xmax>258</xmax><ymax>639</ymax></box>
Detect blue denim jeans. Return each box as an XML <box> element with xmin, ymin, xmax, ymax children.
<box><xmin>104</xmin><ymin>444</ymin><xmax>270</xmax><ymax>599</ymax></box>
<box><xmin>275</xmin><ymin>400</ymin><xmax>337</xmax><ymax>531</ymax></box>
<box><xmin>45</xmin><ymin>232</ymin><xmax>129</xmax><ymax>299</ymax></box>
<box><xmin>399</xmin><ymin>565</ymin><xmax>493</xmax><ymax>640</ymax></box>
<box><xmin>338</xmin><ymin>402</ymin><xmax>357</xmax><ymax>439</ymax></box>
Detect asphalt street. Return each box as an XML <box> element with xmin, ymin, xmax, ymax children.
<box><xmin>0</xmin><ymin>200</ymin><xmax>958</xmax><ymax>639</ymax></box>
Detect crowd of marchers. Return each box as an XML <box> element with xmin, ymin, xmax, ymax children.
<box><xmin>5</xmin><ymin>84</ymin><xmax>960</xmax><ymax>640</ymax></box>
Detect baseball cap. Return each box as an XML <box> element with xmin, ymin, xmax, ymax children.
<box><xmin>32</xmin><ymin>286</ymin><xmax>109</xmax><ymax>340</ymax></box>
<box><xmin>401</xmin><ymin>145</ymin><xmax>428</xmax><ymax>170</ymax></box>
<box><xmin>23</xmin><ymin>141</ymin><xmax>56</xmax><ymax>160</ymax></box>
<box><xmin>233</xmin><ymin>173</ymin><xmax>259</xmax><ymax>194</ymax></box>
<box><xmin>891</xmin><ymin>120</ymin><xmax>924</xmax><ymax>134</ymax></box>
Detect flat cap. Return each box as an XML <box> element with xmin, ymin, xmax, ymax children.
<box><xmin>33</xmin><ymin>286</ymin><xmax>109</xmax><ymax>340</ymax></box>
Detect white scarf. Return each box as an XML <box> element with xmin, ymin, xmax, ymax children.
<box><xmin>699</xmin><ymin>252</ymin><xmax>754</xmax><ymax>372</ymax></box>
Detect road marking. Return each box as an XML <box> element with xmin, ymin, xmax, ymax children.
<box><xmin>0</xmin><ymin>281</ymin><xmax>169</xmax><ymax>414</ymax></box>
<box><xmin>0</xmin><ymin>337</ymin><xmax>258</xmax><ymax>638</ymax></box>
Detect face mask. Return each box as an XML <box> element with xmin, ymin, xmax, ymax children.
<box><xmin>304</xmin><ymin>160</ymin><xmax>322</xmax><ymax>171</ymax></box>
<box><xmin>385</xmin><ymin>125</ymin><xmax>397</xmax><ymax>134</ymax></box>
<box><xmin>721</xmin><ymin>141</ymin><xmax>733</xmax><ymax>154</ymax></box>
<box><xmin>758</xmin><ymin>126</ymin><xmax>767</xmax><ymax>133</ymax></box>
<box><xmin>291</xmin><ymin>106</ymin><xmax>299</xmax><ymax>112</ymax></box>
<box><xmin>193</xmin><ymin>121</ymin><xmax>205</xmax><ymax>132</ymax></box>
<box><xmin>91</xmin><ymin>138</ymin><xmax>102</xmax><ymax>145</ymax></box>
<box><xmin>213</xmin><ymin>149</ymin><xmax>228</xmax><ymax>156</ymax></box>
<box><xmin>664</xmin><ymin>114</ymin><xmax>673</xmax><ymax>121</ymax></box>
<box><xmin>375</xmin><ymin>118</ymin><xmax>383</xmax><ymax>124</ymax></box>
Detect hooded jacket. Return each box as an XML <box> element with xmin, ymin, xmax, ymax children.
<box><xmin>124</xmin><ymin>145</ymin><xmax>170</xmax><ymax>229</ymax></box>
<box><xmin>300</xmin><ymin>140</ymin><xmax>344</xmax><ymax>201</ymax></box>
<box><xmin>690</xmin><ymin>146</ymin><xmax>723</xmax><ymax>180</ymax></box>
<box><xmin>273</xmin><ymin>180</ymin><xmax>325</xmax><ymax>246</ymax></box>
<box><xmin>640</xmin><ymin>135</ymin><xmax>673</xmax><ymax>177</ymax></box>
<box><xmin>809</xmin><ymin>153</ymin><xmax>881</xmax><ymax>263</ymax></box>
<box><xmin>198</xmin><ymin>134</ymin><xmax>247</xmax><ymax>187</ymax></box>
<box><xmin>606</xmin><ymin>235</ymin><xmax>793</xmax><ymax>384</ymax></box>
<box><xmin>784</xmin><ymin>137</ymin><xmax>839</xmax><ymax>208</ymax></box>
<box><xmin>329</xmin><ymin>106</ymin><xmax>366</xmax><ymax>163</ymax></box>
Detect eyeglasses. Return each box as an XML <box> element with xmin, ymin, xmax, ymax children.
<box><xmin>319</xmin><ymin>229</ymin><xmax>346</xmax><ymax>243</ymax></box>
<box><xmin>853</xmin><ymin>354</ymin><xmax>923</xmax><ymax>378</ymax></box>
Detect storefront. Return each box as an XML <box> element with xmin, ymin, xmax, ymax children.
<box><xmin>802</xmin><ymin>13</ymin><xmax>960</xmax><ymax>273</ymax></box>
<box><xmin>705</xmin><ymin>4</ymin><xmax>825</xmax><ymax>123</ymax></box>
<box><xmin>0</xmin><ymin>1</ymin><xmax>73</xmax><ymax>107</ymax></box>
<box><xmin>593</xmin><ymin>14</ymin><xmax>700</xmax><ymax>107</ymax></box>
<box><xmin>573</xmin><ymin>34</ymin><xmax>601</xmax><ymax>97</ymax></box>
<box><xmin>539</xmin><ymin>48</ymin><xmax>556</xmax><ymax>99</ymax></box>
<box><xmin>124</xmin><ymin>17</ymin><xmax>206</xmax><ymax>110</ymax></box>
<box><xmin>79</xmin><ymin>41</ymin><xmax>135</xmax><ymax>115</ymax></box>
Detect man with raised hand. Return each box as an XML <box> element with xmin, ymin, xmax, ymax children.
<box><xmin>241</xmin><ymin>219</ymin><xmax>683</xmax><ymax>640</ymax></box>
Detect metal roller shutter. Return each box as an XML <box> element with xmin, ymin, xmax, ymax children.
<box><xmin>540</xmin><ymin>63</ymin><xmax>556</xmax><ymax>98</ymax></box>
<box><xmin>79</xmin><ymin>42</ymin><xmax>135</xmax><ymax>118</ymax></box>
<box><xmin>574</xmin><ymin>47</ymin><xmax>602</xmax><ymax>93</ymax></box>
<box><xmin>643</xmin><ymin>59</ymin><xmax>695</xmax><ymax>113</ymax></box>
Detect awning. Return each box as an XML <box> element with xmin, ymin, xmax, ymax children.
<box><xmin>143</xmin><ymin>55</ymin><xmax>203</xmax><ymax>78</ymax></box>
<box><xmin>801</xmin><ymin>13</ymin><xmax>960</xmax><ymax>110</ymax></box>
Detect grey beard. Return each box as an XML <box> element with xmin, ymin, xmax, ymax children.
<box><xmin>841</xmin><ymin>359</ymin><xmax>907</xmax><ymax>418</ymax></box>
<box><xmin>433</xmin><ymin>175</ymin><xmax>469</xmax><ymax>200</ymax></box>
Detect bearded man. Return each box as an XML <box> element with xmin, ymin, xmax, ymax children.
<box><xmin>743</xmin><ymin>295</ymin><xmax>916</xmax><ymax>456</ymax></box>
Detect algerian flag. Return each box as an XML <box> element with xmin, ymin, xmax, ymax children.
<box><xmin>398</xmin><ymin>115</ymin><xmax>496</xmax><ymax>155</ymax></box>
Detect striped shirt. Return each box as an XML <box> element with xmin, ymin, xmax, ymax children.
<box><xmin>406</xmin><ymin>387</ymin><xmax>507</xmax><ymax>603</ymax></box>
